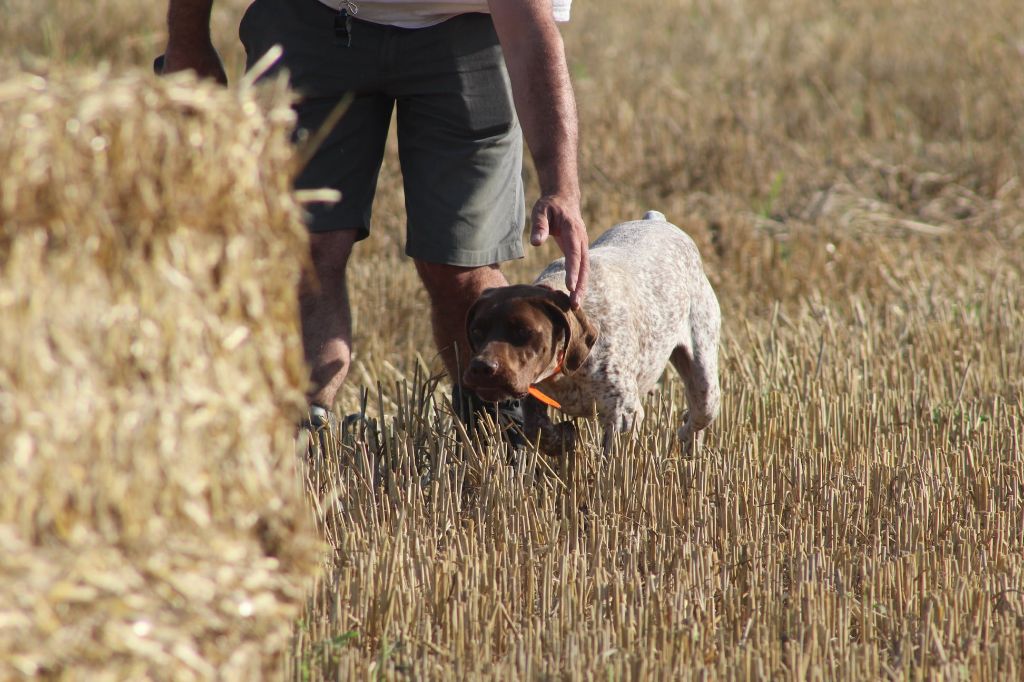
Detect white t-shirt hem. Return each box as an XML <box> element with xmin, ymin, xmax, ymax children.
<box><xmin>317</xmin><ymin>1</ymin><xmax>572</xmax><ymax>29</ymax></box>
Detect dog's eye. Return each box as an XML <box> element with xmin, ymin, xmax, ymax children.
<box><xmin>470</xmin><ymin>326</ymin><xmax>485</xmax><ymax>343</ymax></box>
<box><xmin>510</xmin><ymin>326</ymin><xmax>534</xmax><ymax>345</ymax></box>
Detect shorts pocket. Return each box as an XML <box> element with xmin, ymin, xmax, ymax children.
<box><xmin>448</xmin><ymin>34</ymin><xmax>515</xmax><ymax>136</ymax></box>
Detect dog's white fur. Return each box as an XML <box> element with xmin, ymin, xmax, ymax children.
<box><xmin>533</xmin><ymin>210</ymin><xmax>721</xmax><ymax>452</ymax></box>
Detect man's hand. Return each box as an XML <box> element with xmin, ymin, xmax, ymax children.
<box><xmin>488</xmin><ymin>0</ymin><xmax>589</xmax><ymax>308</ymax></box>
<box><xmin>163</xmin><ymin>41</ymin><xmax>227</xmax><ymax>84</ymax></box>
<box><xmin>164</xmin><ymin>0</ymin><xmax>228</xmax><ymax>84</ymax></box>
<box><xmin>530</xmin><ymin>193</ymin><xmax>589</xmax><ymax>308</ymax></box>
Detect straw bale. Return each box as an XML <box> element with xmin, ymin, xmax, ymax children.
<box><xmin>0</xmin><ymin>66</ymin><xmax>321</xmax><ymax>679</ymax></box>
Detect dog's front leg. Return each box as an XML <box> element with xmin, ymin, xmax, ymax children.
<box><xmin>523</xmin><ymin>397</ymin><xmax>576</xmax><ymax>458</ymax></box>
<box><xmin>600</xmin><ymin>400</ymin><xmax>643</xmax><ymax>456</ymax></box>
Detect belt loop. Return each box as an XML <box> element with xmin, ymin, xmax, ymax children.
<box><xmin>334</xmin><ymin>9</ymin><xmax>353</xmax><ymax>47</ymax></box>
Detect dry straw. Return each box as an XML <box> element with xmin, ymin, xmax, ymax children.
<box><xmin>0</xmin><ymin>66</ymin><xmax>320</xmax><ymax>678</ymax></box>
<box><xmin>286</xmin><ymin>0</ymin><xmax>1024</xmax><ymax>678</ymax></box>
<box><xmin>2</xmin><ymin>0</ymin><xmax>1024</xmax><ymax>679</ymax></box>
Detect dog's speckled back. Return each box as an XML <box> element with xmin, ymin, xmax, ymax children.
<box><xmin>532</xmin><ymin>211</ymin><xmax>721</xmax><ymax>450</ymax></box>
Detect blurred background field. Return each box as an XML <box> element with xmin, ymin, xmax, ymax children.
<box><xmin>1</xmin><ymin>0</ymin><xmax>1022</xmax><ymax>679</ymax></box>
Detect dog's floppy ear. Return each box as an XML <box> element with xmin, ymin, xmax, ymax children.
<box><xmin>563</xmin><ymin>305</ymin><xmax>599</xmax><ymax>374</ymax></box>
<box><xmin>539</xmin><ymin>289</ymin><xmax>599</xmax><ymax>375</ymax></box>
<box><xmin>465</xmin><ymin>288</ymin><xmax>499</xmax><ymax>353</ymax></box>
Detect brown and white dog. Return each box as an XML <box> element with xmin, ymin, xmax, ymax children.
<box><xmin>462</xmin><ymin>211</ymin><xmax>721</xmax><ymax>455</ymax></box>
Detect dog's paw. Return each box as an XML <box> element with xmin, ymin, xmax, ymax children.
<box><xmin>537</xmin><ymin>420</ymin><xmax>577</xmax><ymax>458</ymax></box>
<box><xmin>677</xmin><ymin>420</ymin><xmax>704</xmax><ymax>455</ymax></box>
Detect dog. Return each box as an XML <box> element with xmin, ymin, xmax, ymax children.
<box><xmin>462</xmin><ymin>210</ymin><xmax>721</xmax><ymax>455</ymax></box>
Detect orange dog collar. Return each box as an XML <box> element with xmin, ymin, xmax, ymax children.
<box><xmin>528</xmin><ymin>356</ymin><xmax>564</xmax><ymax>409</ymax></box>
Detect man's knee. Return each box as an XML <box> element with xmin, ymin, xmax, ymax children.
<box><xmin>414</xmin><ymin>261</ymin><xmax>502</xmax><ymax>299</ymax></box>
<box><xmin>304</xmin><ymin>230</ymin><xmax>359</xmax><ymax>294</ymax></box>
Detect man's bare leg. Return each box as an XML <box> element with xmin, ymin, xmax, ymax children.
<box><xmin>414</xmin><ymin>261</ymin><xmax>508</xmax><ymax>380</ymax></box>
<box><xmin>300</xmin><ymin>230</ymin><xmax>359</xmax><ymax>409</ymax></box>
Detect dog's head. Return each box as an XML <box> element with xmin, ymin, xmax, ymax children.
<box><xmin>461</xmin><ymin>285</ymin><xmax>599</xmax><ymax>402</ymax></box>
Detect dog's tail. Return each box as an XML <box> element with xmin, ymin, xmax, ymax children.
<box><xmin>642</xmin><ymin>210</ymin><xmax>666</xmax><ymax>221</ymax></box>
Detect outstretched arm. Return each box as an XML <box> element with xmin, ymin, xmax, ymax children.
<box><xmin>164</xmin><ymin>0</ymin><xmax>228</xmax><ymax>84</ymax></box>
<box><xmin>488</xmin><ymin>0</ymin><xmax>589</xmax><ymax>308</ymax></box>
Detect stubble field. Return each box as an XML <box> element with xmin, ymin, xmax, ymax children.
<box><xmin>1</xmin><ymin>0</ymin><xmax>1022</xmax><ymax>679</ymax></box>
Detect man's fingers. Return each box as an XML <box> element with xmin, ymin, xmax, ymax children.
<box><xmin>530</xmin><ymin>205</ymin><xmax>550</xmax><ymax>246</ymax></box>
<box><xmin>563</xmin><ymin>248</ymin><xmax>579</xmax><ymax>293</ymax></box>
<box><xmin>564</xmin><ymin>239</ymin><xmax>589</xmax><ymax>308</ymax></box>
<box><xmin>570</xmin><ymin>249</ymin><xmax>589</xmax><ymax>308</ymax></box>
<box><xmin>566</xmin><ymin>276</ymin><xmax>581</xmax><ymax>308</ymax></box>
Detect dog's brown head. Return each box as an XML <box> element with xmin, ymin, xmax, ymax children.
<box><xmin>461</xmin><ymin>285</ymin><xmax>599</xmax><ymax>402</ymax></box>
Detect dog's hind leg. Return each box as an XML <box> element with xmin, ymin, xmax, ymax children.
<box><xmin>671</xmin><ymin>341</ymin><xmax>720</xmax><ymax>452</ymax></box>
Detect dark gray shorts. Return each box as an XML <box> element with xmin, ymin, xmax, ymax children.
<box><xmin>240</xmin><ymin>0</ymin><xmax>525</xmax><ymax>266</ymax></box>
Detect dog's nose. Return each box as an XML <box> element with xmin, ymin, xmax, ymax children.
<box><xmin>466</xmin><ymin>357</ymin><xmax>498</xmax><ymax>380</ymax></box>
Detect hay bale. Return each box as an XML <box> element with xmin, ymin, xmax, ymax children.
<box><xmin>0</xmin><ymin>66</ymin><xmax>321</xmax><ymax>679</ymax></box>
